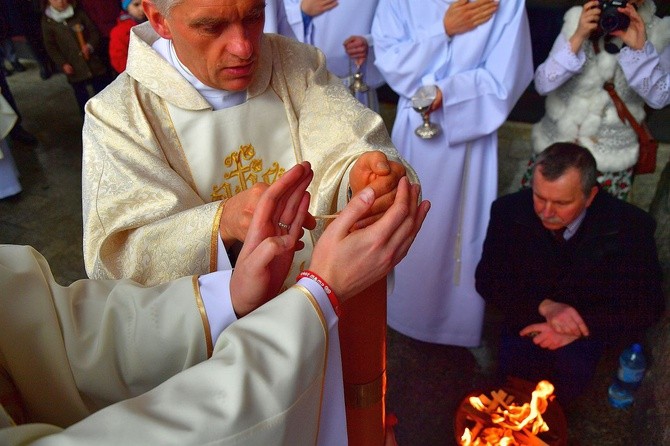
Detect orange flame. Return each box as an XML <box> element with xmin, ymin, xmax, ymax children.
<box><xmin>460</xmin><ymin>380</ymin><xmax>555</xmax><ymax>446</ymax></box>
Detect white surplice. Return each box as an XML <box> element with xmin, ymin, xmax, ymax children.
<box><xmin>372</xmin><ymin>0</ymin><xmax>533</xmax><ymax>346</ymax></box>
<box><xmin>0</xmin><ymin>94</ymin><xmax>20</xmax><ymax>200</ymax></box>
<box><xmin>0</xmin><ymin>245</ymin><xmax>342</xmax><ymax>445</ymax></box>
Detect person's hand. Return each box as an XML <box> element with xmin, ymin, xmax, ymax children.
<box><xmin>520</xmin><ymin>322</ymin><xmax>581</xmax><ymax>350</ymax></box>
<box><xmin>62</xmin><ymin>63</ymin><xmax>75</xmax><ymax>75</ymax></box>
<box><xmin>429</xmin><ymin>87</ymin><xmax>443</xmax><ymax>114</ymax></box>
<box><xmin>229</xmin><ymin>162</ymin><xmax>314</xmax><ymax>317</ymax></box>
<box><xmin>349</xmin><ymin>151</ymin><xmax>407</xmax><ymax>230</ymax></box>
<box><xmin>611</xmin><ymin>3</ymin><xmax>646</xmax><ymax>50</ymax></box>
<box><xmin>570</xmin><ymin>0</ymin><xmax>601</xmax><ymax>53</ymax></box>
<box><xmin>301</xmin><ymin>0</ymin><xmax>338</xmax><ymax>17</ymax></box>
<box><xmin>343</xmin><ymin>35</ymin><xmax>369</xmax><ymax>67</ymax></box>
<box><xmin>82</xmin><ymin>44</ymin><xmax>92</xmax><ymax>60</ymax></box>
<box><xmin>443</xmin><ymin>0</ymin><xmax>498</xmax><ymax>37</ymax></box>
<box><xmin>219</xmin><ymin>182</ymin><xmax>317</xmax><ymax>249</ymax></box>
<box><xmin>309</xmin><ymin>176</ymin><xmax>430</xmax><ymax>301</ymax></box>
<box><xmin>538</xmin><ymin>298</ymin><xmax>590</xmax><ymax>338</ymax></box>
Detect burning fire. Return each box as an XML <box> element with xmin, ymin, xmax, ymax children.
<box><xmin>460</xmin><ymin>380</ymin><xmax>555</xmax><ymax>446</ymax></box>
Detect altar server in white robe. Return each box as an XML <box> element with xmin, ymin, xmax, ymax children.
<box><xmin>283</xmin><ymin>0</ymin><xmax>385</xmax><ymax>110</ymax></box>
<box><xmin>372</xmin><ymin>0</ymin><xmax>533</xmax><ymax>347</ymax></box>
<box><xmin>263</xmin><ymin>0</ymin><xmax>294</xmax><ymax>37</ymax></box>
<box><xmin>0</xmin><ymin>163</ymin><xmax>430</xmax><ymax>445</ymax></box>
<box><xmin>0</xmin><ymin>91</ymin><xmax>21</xmax><ymax>200</ymax></box>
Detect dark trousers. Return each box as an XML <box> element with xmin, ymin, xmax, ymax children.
<box><xmin>71</xmin><ymin>75</ymin><xmax>112</xmax><ymax>116</ymax></box>
<box><xmin>497</xmin><ymin>332</ymin><xmax>605</xmax><ymax>406</ymax></box>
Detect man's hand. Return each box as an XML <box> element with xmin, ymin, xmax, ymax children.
<box><xmin>443</xmin><ymin>0</ymin><xmax>498</xmax><ymax>37</ymax></box>
<box><xmin>62</xmin><ymin>63</ymin><xmax>75</xmax><ymax>75</ymax></box>
<box><xmin>301</xmin><ymin>0</ymin><xmax>338</xmax><ymax>17</ymax></box>
<box><xmin>570</xmin><ymin>0</ymin><xmax>600</xmax><ymax>53</ymax></box>
<box><xmin>310</xmin><ymin>176</ymin><xmax>430</xmax><ymax>301</ymax></box>
<box><xmin>538</xmin><ymin>298</ymin><xmax>590</xmax><ymax>338</ymax></box>
<box><xmin>429</xmin><ymin>87</ymin><xmax>443</xmax><ymax>114</ymax></box>
<box><xmin>343</xmin><ymin>35</ymin><xmax>369</xmax><ymax>67</ymax></box>
<box><xmin>611</xmin><ymin>3</ymin><xmax>646</xmax><ymax>50</ymax></box>
<box><xmin>520</xmin><ymin>322</ymin><xmax>581</xmax><ymax>350</ymax></box>
<box><xmin>229</xmin><ymin>162</ymin><xmax>314</xmax><ymax>317</ymax></box>
<box><xmin>349</xmin><ymin>151</ymin><xmax>406</xmax><ymax>230</ymax></box>
<box><xmin>219</xmin><ymin>182</ymin><xmax>317</xmax><ymax>249</ymax></box>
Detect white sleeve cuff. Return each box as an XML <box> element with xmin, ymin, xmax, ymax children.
<box><xmin>297</xmin><ymin>277</ymin><xmax>338</xmax><ymax>329</ymax></box>
<box><xmin>198</xmin><ymin>270</ymin><xmax>238</xmax><ymax>343</ymax></box>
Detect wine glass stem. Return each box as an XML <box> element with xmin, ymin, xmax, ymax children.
<box><xmin>422</xmin><ymin>112</ymin><xmax>431</xmax><ymax>126</ymax></box>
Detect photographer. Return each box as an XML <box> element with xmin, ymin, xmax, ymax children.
<box><xmin>522</xmin><ymin>0</ymin><xmax>670</xmax><ymax>200</ymax></box>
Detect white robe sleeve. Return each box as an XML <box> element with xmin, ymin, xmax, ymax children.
<box><xmin>618</xmin><ymin>40</ymin><xmax>670</xmax><ymax>109</ymax></box>
<box><xmin>0</xmin><ymin>245</ymin><xmax>339</xmax><ymax>446</ymax></box>
<box><xmin>534</xmin><ymin>32</ymin><xmax>587</xmax><ymax>96</ymax></box>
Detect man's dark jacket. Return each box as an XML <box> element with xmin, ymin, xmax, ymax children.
<box><xmin>475</xmin><ymin>188</ymin><xmax>664</xmax><ymax>341</ymax></box>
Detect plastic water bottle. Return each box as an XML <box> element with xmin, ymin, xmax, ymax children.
<box><xmin>607</xmin><ymin>343</ymin><xmax>647</xmax><ymax>409</ymax></box>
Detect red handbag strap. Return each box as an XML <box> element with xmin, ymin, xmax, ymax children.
<box><xmin>602</xmin><ymin>82</ymin><xmax>645</xmax><ymax>135</ymax></box>
<box><xmin>591</xmin><ymin>40</ymin><xmax>645</xmax><ymax>135</ymax></box>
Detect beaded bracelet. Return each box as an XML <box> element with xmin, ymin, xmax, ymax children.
<box><xmin>297</xmin><ymin>270</ymin><xmax>341</xmax><ymax>317</ymax></box>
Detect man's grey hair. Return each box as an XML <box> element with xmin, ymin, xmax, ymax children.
<box><xmin>145</xmin><ymin>0</ymin><xmax>184</xmax><ymax>16</ymax></box>
<box><xmin>532</xmin><ymin>142</ymin><xmax>599</xmax><ymax>196</ymax></box>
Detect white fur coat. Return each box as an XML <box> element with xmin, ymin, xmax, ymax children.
<box><xmin>532</xmin><ymin>1</ymin><xmax>670</xmax><ymax>172</ymax></box>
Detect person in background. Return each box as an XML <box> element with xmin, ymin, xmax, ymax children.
<box><xmin>371</xmin><ymin>0</ymin><xmax>533</xmax><ymax>348</ymax></box>
<box><xmin>283</xmin><ymin>0</ymin><xmax>385</xmax><ymax>111</ymax></box>
<box><xmin>0</xmin><ymin>89</ymin><xmax>22</xmax><ymax>199</ymax></box>
<box><xmin>476</xmin><ymin>142</ymin><xmax>664</xmax><ymax>405</ymax></box>
<box><xmin>263</xmin><ymin>0</ymin><xmax>294</xmax><ymax>37</ymax></box>
<box><xmin>109</xmin><ymin>0</ymin><xmax>147</xmax><ymax>73</ymax></box>
<box><xmin>78</xmin><ymin>0</ymin><xmax>121</xmax><ymax>71</ymax></box>
<box><xmin>41</xmin><ymin>0</ymin><xmax>112</xmax><ymax>116</ymax></box>
<box><xmin>0</xmin><ymin>162</ymin><xmax>429</xmax><ymax>444</ymax></box>
<box><xmin>523</xmin><ymin>0</ymin><xmax>670</xmax><ymax>200</ymax></box>
<box><xmin>0</xmin><ymin>0</ymin><xmax>56</xmax><ymax>80</ymax></box>
<box><xmin>0</xmin><ymin>67</ymin><xmax>37</xmax><ymax>144</ymax></box>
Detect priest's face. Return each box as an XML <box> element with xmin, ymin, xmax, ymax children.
<box><xmin>532</xmin><ymin>167</ymin><xmax>598</xmax><ymax>231</ymax></box>
<box><xmin>146</xmin><ymin>0</ymin><xmax>265</xmax><ymax>91</ymax></box>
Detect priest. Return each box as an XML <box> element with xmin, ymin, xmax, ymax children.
<box><xmin>82</xmin><ymin>0</ymin><xmax>415</xmax><ymax>288</ymax></box>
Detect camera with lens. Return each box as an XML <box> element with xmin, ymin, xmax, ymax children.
<box><xmin>598</xmin><ymin>0</ymin><xmax>630</xmax><ymax>34</ymax></box>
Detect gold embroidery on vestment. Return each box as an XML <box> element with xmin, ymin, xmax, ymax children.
<box><xmin>211</xmin><ymin>144</ymin><xmax>286</xmax><ymax>202</ymax></box>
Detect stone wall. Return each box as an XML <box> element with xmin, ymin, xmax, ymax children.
<box><xmin>635</xmin><ymin>160</ymin><xmax>670</xmax><ymax>444</ymax></box>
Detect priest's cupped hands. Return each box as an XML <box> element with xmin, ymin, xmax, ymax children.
<box><xmin>349</xmin><ymin>151</ymin><xmax>408</xmax><ymax>230</ymax></box>
<box><xmin>229</xmin><ymin>160</ymin><xmax>430</xmax><ymax>316</ymax></box>
<box><xmin>310</xmin><ymin>176</ymin><xmax>430</xmax><ymax>302</ymax></box>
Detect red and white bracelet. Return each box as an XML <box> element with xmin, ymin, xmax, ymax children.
<box><xmin>297</xmin><ymin>270</ymin><xmax>340</xmax><ymax>317</ymax></box>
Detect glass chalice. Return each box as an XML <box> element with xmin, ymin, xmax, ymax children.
<box><xmin>411</xmin><ymin>85</ymin><xmax>441</xmax><ymax>139</ymax></box>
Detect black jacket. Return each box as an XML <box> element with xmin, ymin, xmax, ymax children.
<box><xmin>475</xmin><ymin>188</ymin><xmax>664</xmax><ymax>341</ymax></box>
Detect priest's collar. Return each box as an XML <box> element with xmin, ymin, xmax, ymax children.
<box><xmin>152</xmin><ymin>37</ymin><xmax>247</xmax><ymax>111</ymax></box>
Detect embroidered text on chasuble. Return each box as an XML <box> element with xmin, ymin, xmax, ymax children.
<box><xmin>167</xmin><ymin>88</ymin><xmax>313</xmax><ymax>286</ymax></box>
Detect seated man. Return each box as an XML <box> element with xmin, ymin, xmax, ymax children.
<box><xmin>475</xmin><ymin>142</ymin><xmax>664</xmax><ymax>405</ymax></box>
<box><xmin>0</xmin><ymin>163</ymin><xmax>430</xmax><ymax>444</ymax></box>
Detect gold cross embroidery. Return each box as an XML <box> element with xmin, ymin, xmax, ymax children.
<box><xmin>211</xmin><ymin>144</ymin><xmax>286</xmax><ymax>202</ymax></box>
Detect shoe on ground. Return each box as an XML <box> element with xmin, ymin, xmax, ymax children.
<box><xmin>39</xmin><ymin>65</ymin><xmax>52</xmax><ymax>80</ymax></box>
<box><xmin>12</xmin><ymin>61</ymin><xmax>26</xmax><ymax>72</ymax></box>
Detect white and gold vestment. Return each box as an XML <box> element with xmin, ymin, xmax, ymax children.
<box><xmin>82</xmin><ymin>23</ymin><xmax>414</xmax><ymax>286</ymax></box>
